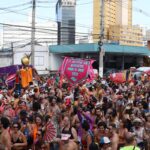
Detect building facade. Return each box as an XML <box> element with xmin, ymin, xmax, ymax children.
<box><xmin>56</xmin><ymin>0</ymin><xmax>76</xmax><ymax>45</ymax></box>
<box><xmin>1</xmin><ymin>21</ymin><xmax>57</xmax><ymax>49</ymax></box>
<box><xmin>93</xmin><ymin>0</ymin><xmax>140</xmax><ymax>45</ymax></box>
<box><xmin>49</xmin><ymin>43</ymin><xmax>150</xmax><ymax>72</ymax></box>
<box><xmin>109</xmin><ymin>25</ymin><xmax>143</xmax><ymax>46</ymax></box>
<box><xmin>145</xmin><ymin>29</ymin><xmax>150</xmax><ymax>41</ymax></box>
<box><xmin>93</xmin><ymin>0</ymin><xmax>132</xmax><ymax>41</ymax></box>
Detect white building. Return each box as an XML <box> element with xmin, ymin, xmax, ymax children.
<box><xmin>13</xmin><ymin>44</ymin><xmax>49</xmax><ymax>75</ymax></box>
<box><xmin>1</xmin><ymin>21</ymin><xmax>57</xmax><ymax>49</ymax></box>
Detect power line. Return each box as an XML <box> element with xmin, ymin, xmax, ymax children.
<box><xmin>0</xmin><ymin>26</ymin><xmax>94</xmax><ymax>47</ymax></box>
<box><xmin>0</xmin><ymin>0</ymin><xmax>145</xmax><ymax>47</ymax></box>
<box><xmin>2</xmin><ymin>36</ymin><xmax>92</xmax><ymax>50</ymax></box>
<box><xmin>76</xmin><ymin>1</ymin><xmax>92</xmax><ymax>5</ymax></box>
<box><xmin>0</xmin><ymin>2</ymin><xmax>32</xmax><ymax>11</ymax></box>
<box><xmin>0</xmin><ymin>5</ymin><xmax>93</xmax><ymax>30</ymax></box>
<box><xmin>0</xmin><ymin>0</ymin><xmax>149</xmax><ymax>30</ymax></box>
<box><xmin>0</xmin><ymin>21</ymin><xmax>143</xmax><ymax>46</ymax></box>
<box><xmin>0</xmin><ymin>18</ymin><xmax>144</xmax><ymax>38</ymax></box>
<box><xmin>77</xmin><ymin>0</ymin><xmax>150</xmax><ymax>22</ymax></box>
<box><xmin>0</xmin><ymin>23</ymin><xmax>92</xmax><ymax>36</ymax></box>
<box><xmin>37</xmin><ymin>0</ymin><xmax>51</xmax><ymax>3</ymax></box>
<box><xmin>0</xmin><ymin>6</ymin><xmax>32</xmax><ymax>15</ymax></box>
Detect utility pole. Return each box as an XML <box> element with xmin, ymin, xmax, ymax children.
<box><xmin>98</xmin><ymin>0</ymin><xmax>105</xmax><ymax>78</ymax></box>
<box><xmin>31</xmin><ymin>0</ymin><xmax>36</xmax><ymax>66</ymax></box>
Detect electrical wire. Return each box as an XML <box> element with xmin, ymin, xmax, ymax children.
<box><xmin>0</xmin><ymin>23</ymin><xmax>92</xmax><ymax>36</ymax></box>
<box><xmin>0</xmin><ymin>0</ymin><xmax>149</xmax><ymax>31</ymax></box>
<box><xmin>0</xmin><ymin>2</ymin><xmax>32</xmax><ymax>11</ymax></box>
<box><xmin>0</xmin><ymin>21</ymin><xmax>142</xmax><ymax>48</ymax></box>
<box><xmin>1</xmin><ymin>35</ymin><xmax>92</xmax><ymax>50</ymax></box>
<box><xmin>1</xmin><ymin>23</ymin><xmax>143</xmax><ymax>45</ymax></box>
<box><xmin>0</xmin><ymin>0</ymin><xmax>146</xmax><ymax>48</ymax></box>
<box><xmin>0</xmin><ymin>6</ymin><xmax>93</xmax><ymax>30</ymax></box>
<box><xmin>0</xmin><ymin>6</ymin><xmax>32</xmax><ymax>15</ymax></box>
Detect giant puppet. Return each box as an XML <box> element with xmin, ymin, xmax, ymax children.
<box><xmin>17</xmin><ymin>54</ymin><xmax>38</xmax><ymax>88</ymax></box>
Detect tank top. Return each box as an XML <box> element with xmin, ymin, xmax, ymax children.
<box><xmin>12</xmin><ymin>132</ymin><xmax>24</xmax><ymax>144</ymax></box>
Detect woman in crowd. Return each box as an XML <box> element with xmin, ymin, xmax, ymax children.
<box><xmin>0</xmin><ymin>72</ymin><xmax>149</xmax><ymax>150</ymax></box>
<box><xmin>81</xmin><ymin>120</ymin><xmax>92</xmax><ymax>150</ymax></box>
<box><xmin>11</xmin><ymin>122</ymin><xmax>27</xmax><ymax>150</ymax></box>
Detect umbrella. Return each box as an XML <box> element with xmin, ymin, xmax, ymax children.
<box><xmin>110</xmin><ymin>72</ymin><xmax>126</xmax><ymax>83</ymax></box>
<box><xmin>144</xmin><ymin>70</ymin><xmax>150</xmax><ymax>76</ymax></box>
<box><xmin>43</xmin><ymin>121</ymin><xmax>57</xmax><ymax>143</ymax></box>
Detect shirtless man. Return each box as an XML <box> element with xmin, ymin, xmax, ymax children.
<box><xmin>0</xmin><ymin>117</ymin><xmax>11</xmax><ymax>150</ymax></box>
<box><xmin>63</xmin><ymin>140</ymin><xmax>78</xmax><ymax>150</ymax></box>
<box><xmin>109</xmin><ymin>124</ymin><xmax>119</xmax><ymax>150</ymax></box>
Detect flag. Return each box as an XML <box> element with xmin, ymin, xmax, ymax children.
<box><xmin>5</xmin><ymin>74</ymin><xmax>16</xmax><ymax>85</ymax></box>
<box><xmin>59</xmin><ymin>57</ymin><xmax>95</xmax><ymax>84</ymax></box>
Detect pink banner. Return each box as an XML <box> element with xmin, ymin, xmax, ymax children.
<box><xmin>60</xmin><ymin>57</ymin><xmax>94</xmax><ymax>84</ymax></box>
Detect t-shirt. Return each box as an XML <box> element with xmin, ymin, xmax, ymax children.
<box><xmin>120</xmin><ymin>145</ymin><xmax>140</xmax><ymax>150</ymax></box>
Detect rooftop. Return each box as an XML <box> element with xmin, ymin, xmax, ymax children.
<box><xmin>49</xmin><ymin>43</ymin><xmax>150</xmax><ymax>56</ymax></box>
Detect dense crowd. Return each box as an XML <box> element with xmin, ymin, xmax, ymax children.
<box><xmin>0</xmin><ymin>74</ymin><xmax>149</xmax><ymax>150</ymax></box>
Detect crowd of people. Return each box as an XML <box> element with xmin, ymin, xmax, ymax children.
<box><xmin>0</xmin><ymin>73</ymin><xmax>149</xmax><ymax>150</ymax></box>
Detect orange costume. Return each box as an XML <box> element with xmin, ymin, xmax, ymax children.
<box><xmin>19</xmin><ymin>54</ymin><xmax>37</xmax><ymax>88</ymax></box>
<box><xmin>20</xmin><ymin>67</ymin><xmax>33</xmax><ymax>88</ymax></box>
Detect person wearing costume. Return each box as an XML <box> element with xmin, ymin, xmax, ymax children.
<box><xmin>17</xmin><ymin>54</ymin><xmax>38</xmax><ymax>89</ymax></box>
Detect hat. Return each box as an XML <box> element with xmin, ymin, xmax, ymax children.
<box><xmin>100</xmin><ymin>137</ymin><xmax>111</xmax><ymax>144</ymax></box>
<box><xmin>133</xmin><ymin>118</ymin><xmax>142</xmax><ymax>123</ymax></box>
<box><xmin>95</xmin><ymin>102</ymin><xmax>101</xmax><ymax>108</ymax></box>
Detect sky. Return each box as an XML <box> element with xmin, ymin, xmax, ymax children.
<box><xmin>0</xmin><ymin>0</ymin><xmax>150</xmax><ymax>33</ymax></box>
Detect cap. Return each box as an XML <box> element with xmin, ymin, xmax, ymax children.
<box><xmin>100</xmin><ymin>137</ymin><xmax>111</xmax><ymax>144</ymax></box>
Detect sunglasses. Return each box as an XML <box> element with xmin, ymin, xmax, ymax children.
<box><xmin>13</xmin><ymin>126</ymin><xmax>18</xmax><ymax>129</ymax></box>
